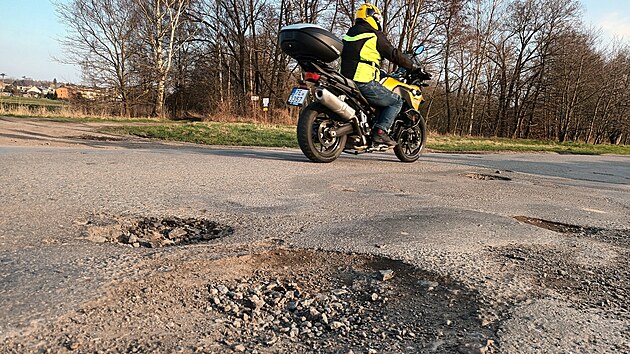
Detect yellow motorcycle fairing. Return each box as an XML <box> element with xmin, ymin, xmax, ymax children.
<box><xmin>379</xmin><ymin>77</ymin><xmax>424</xmax><ymax>111</ymax></box>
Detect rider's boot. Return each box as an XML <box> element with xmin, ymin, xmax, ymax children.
<box><xmin>371</xmin><ymin>128</ymin><xmax>397</xmax><ymax>147</ymax></box>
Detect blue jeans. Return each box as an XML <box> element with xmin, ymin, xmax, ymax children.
<box><xmin>356</xmin><ymin>80</ymin><xmax>403</xmax><ymax>131</ymax></box>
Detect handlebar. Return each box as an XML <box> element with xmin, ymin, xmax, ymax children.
<box><xmin>380</xmin><ymin>67</ymin><xmax>431</xmax><ymax>83</ymax></box>
<box><xmin>380</xmin><ymin>44</ymin><xmax>431</xmax><ymax>83</ymax></box>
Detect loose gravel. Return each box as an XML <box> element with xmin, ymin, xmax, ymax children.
<box><xmin>0</xmin><ymin>249</ymin><xmax>497</xmax><ymax>353</ymax></box>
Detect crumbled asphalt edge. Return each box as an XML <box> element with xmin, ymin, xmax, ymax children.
<box><xmin>505</xmin><ymin>218</ymin><xmax>628</xmax><ymax>314</ymax></box>
<box><xmin>70</xmin><ymin>134</ymin><xmax>126</xmax><ymax>141</ymax></box>
<box><xmin>498</xmin><ymin>244</ymin><xmax>628</xmax><ymax>316</ymax></box>
<box><xmin>463</xmin><ymin>172</ymin><xmax>512</xmax><ymax>181</ymax></box>
<box><xmin>81</xmin><ymin>215</ymin><xmax>234</xmax><ymax>248</ymax></box>
<box><xmin>490</xmin><ymin>220</ymin><xmax>629</xmax><ymax>353</ymax></box>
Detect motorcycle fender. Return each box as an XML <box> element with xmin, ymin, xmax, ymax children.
<box><xmin>394</xmin><ymin>109</ymin><xmax>423</xmax><ymax>130</ymax></box>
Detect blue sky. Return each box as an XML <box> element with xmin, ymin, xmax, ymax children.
<box><xmin>0</xmin><ymin>0</ymin><xmax>629</xmax><ymax>83</ymax></box>
<box><xmin>582</xmin><ymin>0</ymin><xmax>630</xmax><ymax>41</ymax></box>
<box><xmin>0</xmin><ymin>1</ymin><xmax>78</xmax><ymax>82</ymax></box>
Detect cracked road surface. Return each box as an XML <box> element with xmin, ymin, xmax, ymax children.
<box><xmin>0</xmin><ymin>117</ymin><xmax>628</xmax><ymax>353</ymax></box>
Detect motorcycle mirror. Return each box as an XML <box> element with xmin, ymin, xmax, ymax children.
<box><xmin>414</xmin><ymin>45</ymin><xmax>425</xmax><ymax>55</ymax></box>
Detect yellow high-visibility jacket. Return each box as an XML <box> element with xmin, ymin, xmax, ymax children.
<box><xmin>340</xmin><ymin>20</ymin><xmax>415</xmax><ymax>83</ymax></box>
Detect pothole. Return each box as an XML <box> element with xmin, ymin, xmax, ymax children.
<box><xmin>71</xmin><ymin>134</ymin><xmax>126</xmax><ymax>141</ymax></box>
<box><xmin>514</xmin><ymin>216</ymin><xmax>594</xmax><ymax>234</ymax></box>
<box><xmin>463</xmin><ymin>172</ymin><xmax>511</xmax><ymax>181</ymax></box>
<box><xmin>514</xmin><ymin>216</ymin><xmax>629</xmax><ymax>247</ymax></box>
<box><xmin>2</xmin><ymin>249</ymin><xmax>497</xmax><ymax>353</ymax></box>
<box><xmin>82</xmin><ymin>215</ymin><xmax>233</xmax><ymax>247</ymax></box>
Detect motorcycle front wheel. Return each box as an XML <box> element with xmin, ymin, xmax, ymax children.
<box><xmin>394</xmin><ymin>115</ymin><xmax>427</xmax><ymax>163</ymax></box>
<box><xmin>297</xmin><ymin>102</ymin><xmax>347</xmax><ymax>163</ymax></box>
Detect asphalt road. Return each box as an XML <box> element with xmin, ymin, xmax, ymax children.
<box><xmin>0</xmin><ymin>129</ymin><xmax>628</xmax><ymax>352</ymax></box>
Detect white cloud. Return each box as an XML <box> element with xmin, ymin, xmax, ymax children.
<box><xmin>598</xmin><ymin>12</ymin><xmax>630</xmax><ymax>41</ymax></box>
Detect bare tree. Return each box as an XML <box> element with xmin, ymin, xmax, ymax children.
<box><xmin>437</xmin><ymin>0</ymin><xmax>466</xmax><ymax>133</ymax></box>
<box><xmin>134</xmin><ymin>0</ymin><xmax>191</xmax><ymax>117</ymax></box>
<box><xmin>465</xmin><ymin>0</ymin><xmax>501</xmax><ymax>135</ymax></box>
<box><xmin>55</xmin><ymin>0</ymin><xmax>138</xmax><ymax>115</ymax></box>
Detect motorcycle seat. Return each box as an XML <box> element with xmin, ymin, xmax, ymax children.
<box><xmin>328</xmin><ymin>72</ymin><xmax>370</xmax><ymax>107</ymax></box>
<box><xmin>309</xmin><ymin>61</ymin><xmax>371</xmax><ymax>108</ymax></box>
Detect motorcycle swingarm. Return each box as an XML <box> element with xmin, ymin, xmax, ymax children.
<box><xmin>327</xmin><ymin>123</ymin><xmax>355</xmax><ymax>138</ymax></box>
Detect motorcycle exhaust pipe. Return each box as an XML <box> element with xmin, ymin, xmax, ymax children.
<box><xmin>314</xmin><ymin>88</ymin><xmax>355</xmax><ymax>122</ymax></box>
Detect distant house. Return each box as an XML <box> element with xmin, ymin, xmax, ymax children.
<box><xmin>81</xmin><ymin>88</ymin><xmax>106</xmax><ymax>100</ymax></box>
<box><xmin>40</xmin><ymin>87</ymin><xmax>53</xmax><ymax>96</ymax></box>
<box><xmin>0</xmin><ymin>82</ymin><xmax>12</xmax><ymax>96</ymax></box>
<box><xmin>26</xmin><ymin>86</ymin><xmax>42</xmax><ymax>98</ymax></box>
<box><xmin>55</xmin><ymin>86</ymin><xmax>71</xmax><ymax>100</ymax></box>
<box><xmin>55</xmin><ymin>85</ymin><xmax>107</xmax><ymax>101</ymax></box>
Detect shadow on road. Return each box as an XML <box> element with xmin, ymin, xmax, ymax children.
<box><xmin>59</xmin><ymin>135</ymin><xmax>407</xmax><ymax>164</ymax></box>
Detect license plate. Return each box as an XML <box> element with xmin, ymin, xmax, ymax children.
<box><xmin>287</xmin><ymin>87</ymin><xmax>309</xmax><ymax>106</ymax></box>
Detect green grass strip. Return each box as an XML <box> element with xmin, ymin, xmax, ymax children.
<box><xmin>102</xmin><ymin>122</ymin><xmax>629</xmax><ymax>155</ymax></box>
<box><xmin>427</xmin><ymin>135</ymin><xmax>630</xmax><ymax>155</ymax></box>
<box><xmin>103</xmin><ymin>122</ymin><xmax>298</xmax><ymax>148</ymax></box>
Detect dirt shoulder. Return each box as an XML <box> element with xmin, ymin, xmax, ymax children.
<box><xmin>0</xmin><ymin>116</ymin><xmax>152</xmax><ymax>148</ymax></box>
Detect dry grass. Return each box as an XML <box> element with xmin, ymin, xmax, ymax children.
<box><xmin>1</xmin><ymin>103</ymin><xmax>99</xmax><ymax>119</ymax></box>
<box><xmin>195</xmin><ymin>104</ymin><xmax>299</xmax><ymax>126</ymax></box>
<box><xmin>202</xmin><ymin>112</ymin><xmax>297</xmax><ymax>125</ymax></box>
<box><xmin>0</xmin><ymin>105</ymin><xmax>57</xmax><ymax>117</ymax></box>
<box><xmin>0</xmin><ymin>103</ymin><xmax>161</xmax><ymax>122</ymax></box>
<box><xmin>1</xmin><ymin>95</ymin><xmax>300</xmax><ymax>125</ymax></box>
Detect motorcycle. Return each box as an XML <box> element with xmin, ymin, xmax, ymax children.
<box><xmin>279</xmin><ymin>24</ymin><xmax>431</xmax><ymax>163</ymax></box>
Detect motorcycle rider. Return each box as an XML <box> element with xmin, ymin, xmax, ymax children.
<box><xmin>340</xmin><ymin>3</ymin><xmax>422</xmax><ymax>147</ymax></box>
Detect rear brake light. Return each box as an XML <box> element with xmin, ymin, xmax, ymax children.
<box><xmin>305</xmin><ymin>72</ymin><xmax>321</xmax><ymax>82</ymax></box>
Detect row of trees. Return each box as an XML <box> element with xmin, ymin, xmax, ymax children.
<box><xmin>57</xmin><ymin>0</ymin><xmax>629</xmax><ymax>144</ymax></box>
<box><xmin>425</xmin><ymin>0</ymin><xmax>629</xmax><ymax>144</ymax></box>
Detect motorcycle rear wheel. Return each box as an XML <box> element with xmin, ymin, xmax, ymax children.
<box><xmin>297</xmin><ymin>102</ymin><xmax>348</xmax><ymax>163</ymax></box>
<box><xmin>394</xmin><ymin>116</ymin><xmax>427</xmax><ymax>163</ymax></box>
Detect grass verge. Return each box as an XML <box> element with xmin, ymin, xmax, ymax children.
<box><xmin>427</xmin><ymin>135</ymin><xmax>630</xmax><ymax>155</ymax></box>
<box><xmin>102</xmin><ymin>122</ymin><xmax>297</xmax><ymax>148</ymax></box>
<box><xmin>103</xmin><ymin>122</ymin><xmax>629</xmax><ymax>154</ymax></box>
